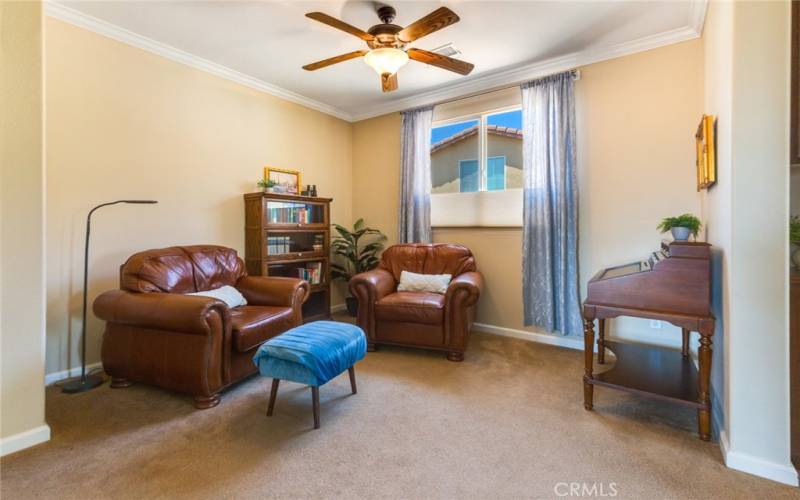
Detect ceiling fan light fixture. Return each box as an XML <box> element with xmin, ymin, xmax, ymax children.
<box><xmin>363</xmin><ymin>47</ymin><xmax>409</xmax><ymax>77</ymax></box>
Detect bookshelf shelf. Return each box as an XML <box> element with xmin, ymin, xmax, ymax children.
<box><xmin>244</xmin><ymin>192</ymin><xmax>333</xmax><ymax>322</ymax></box>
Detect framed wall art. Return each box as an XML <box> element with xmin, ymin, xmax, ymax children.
<box><xmin>264</xmin><ymin>167</ymin><xmax>301</xmax><ymax>195</ymax></box>
<box><xmin>696</xmin><ymin>115</ymin><xmax>717</xmax><ymax>191</ymax></box>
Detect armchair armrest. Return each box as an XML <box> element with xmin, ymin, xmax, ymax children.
<box><xmin>445</xmin><ymin>271</ymin><xmax>484</xmax><ymax>309</ymax></box>
<box><xmin>349</xmin><ymin>269</ymin><xmax>396</xmax><ymax>303</ymax></box>
<box><xmin>235</xmin><ymin>276</ymin><xmax>309</xmax><ymax>308</ymax></box>
<box><xmin>93</xmin><ymin>290</ymin><xmax>229</xmax><ymax>335</ymax></box>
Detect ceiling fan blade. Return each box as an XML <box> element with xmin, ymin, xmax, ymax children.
<box><xmin>407</xmin><ymin>48</ymin><xmax>474</xmax><ymax>75</ymax></box>
<box><xmin>381</xmin><ymin>73</ymin><xmax>398</xmax><ymax>93</ymax></box>
<box><xmin>397</xmin><ymin>7</ymin><xmax>460</xmax><ymax>43</ymax></box>
<box><xmin>306</xmin><ymin>12</ymin><xmax>374</xmax><ymax>42</ymax></box>
<box><xmin>302</xmin><ymin>50</ymin><xmax>368</xmax><ymax>71</ymax></box>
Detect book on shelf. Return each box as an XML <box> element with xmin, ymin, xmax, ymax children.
<box><xmin>267</xmin><ymin>236</ymin><xmax>291</xmax><ymax>255</ymax></box>
<box><xmin>296</xmin><ymin>262</ymin><xmax>323</xmax><ymax>285</ymax></box>
<box><xmin>267</xmin><ymin>204</ymin><xmax>311</xmax><ymax>224</ymax></box>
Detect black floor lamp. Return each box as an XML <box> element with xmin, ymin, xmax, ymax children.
<box><xmin>62</xmin><ymin>200</ymin><xmax>158</xmax><ymax>394</ymax></box>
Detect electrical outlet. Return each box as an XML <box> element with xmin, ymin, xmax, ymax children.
<box><xmin>650</xmin><ymin>320</ymin><xmax>662</xmax><ymax>329</ymax></box>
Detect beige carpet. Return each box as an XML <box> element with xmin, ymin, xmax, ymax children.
<box><xmin>1</xmin><ymin>330</ymin><xmax>798</xmax><ymax>499</ymax></box>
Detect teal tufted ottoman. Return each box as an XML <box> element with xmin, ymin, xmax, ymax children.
<box><xmin>252</xmin><ymin>321</ymin><xmax>366</xmax><ymax>429</ymax></box>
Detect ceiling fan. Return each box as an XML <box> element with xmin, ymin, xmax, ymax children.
<box><xmin>302</xmin><ymin>5</ymin><xmax>475</xmax><ymax>93</ymax></box>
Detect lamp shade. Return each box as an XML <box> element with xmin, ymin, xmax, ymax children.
<box><xmin>364</xmin><ymin>48</ymin><xmax>409</xmax><ymax>77</ymax></box>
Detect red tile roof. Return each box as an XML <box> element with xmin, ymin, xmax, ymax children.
<box><xmin>431</xmin><ymin>124</ymin><xmax>522</xmax><ymax>154</ymax></box>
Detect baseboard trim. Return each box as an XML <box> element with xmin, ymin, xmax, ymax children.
<box><xmin>721</xmin><ymin>434</ymin><xmax>798</xmax><ymax>486</ymax></box>
<box><xmin>473</xmin><ymin>322</ymin><xmax>587</xmax><ymax>351</ymax></box>
<box><xmin>0</xmin><ymin>425</ymin><xmax>51</xmax><ymax>457</ymax></box>
<box><xmin>330</xmin><ymin>303</ymin><xmax>346</xmax><ymax>314</ymax></box>
<box><xmin>44</xmin><ymin>362</ymin><xmax>104</xmax><ymax>386</ymax></box>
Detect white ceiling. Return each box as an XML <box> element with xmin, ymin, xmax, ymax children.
<box><xmin>49</xmin><ymin>1</ymin><xmax>705</xmax><ymax>121</ymax></box>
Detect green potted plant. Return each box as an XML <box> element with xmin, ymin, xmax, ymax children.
<box><xmin>257</xmin><ymin>178</ymin><xmax>277</xmax><ymax>193</ymax></box>
<box><xmin>330</xmin><ymin>219</ymin><xmax>386</xmax><ymax>316</ymax></box>
<box><xmin>790</xmin><ymin>216</ymin><xmax>800</xmax><ymax>268</ymax></box>
<box><xmin>657</xmin><ymin>213</ymin><xmax>702</xmax><ymax>241</ymax></box>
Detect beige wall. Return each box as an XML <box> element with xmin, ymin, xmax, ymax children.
<box><xmin>701</xmin><ymin>0</ymin><xmax>795</xmax><ymax>484</ymax></box>
<box><xmin>45</xmin><ymin>19</ymin><xmax>353</xmax><ymax>375</ymax></box>
<box><xmin>353</xmin><ymin>39</ymin><xmax>703</xmax><ymax>347</ymax></box>
<box><xmin>0</xmin><ymin>1</ymin><xmax>49</xmax><ymax>449</ymax></box>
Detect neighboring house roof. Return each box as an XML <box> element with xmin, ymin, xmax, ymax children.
<box><xmin>431</xmin><ymin>124</ymin><xmax>522</xmax><ymax>154</ymax></box>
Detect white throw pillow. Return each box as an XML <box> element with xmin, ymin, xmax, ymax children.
<box><xmin>397</xmin><ymin>270</ymin><xmax>452</xmax><ymax>295</ymax></box>
<box><xmin>187</xmin><ymin>285</ymin><xmax>247</xmax><ymax>308</ymax></box>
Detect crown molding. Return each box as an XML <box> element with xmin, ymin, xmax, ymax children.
<box><xmin>43</xmin><ymin>1</ymin><xmax>354</xmax><ymax>122</ymax></box>
<box><xmin>348</xmin><ymin>21</ymin><xmax>704</xmax><ymax>121</ymax></box>
<box><xmin>688</xmin><ymin>0</ymin><xmax>709</xmax><ymax>36</ymax></box>
<box><xmin>45</xmin><ymin>0</ymin><xmax>708</xmax><ymax>124</ymax></box>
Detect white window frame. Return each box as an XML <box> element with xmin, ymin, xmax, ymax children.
<box><xmin>431</xmin><ymin>105</ymin><xmax>521</xmax><ymax>193</ymax></box>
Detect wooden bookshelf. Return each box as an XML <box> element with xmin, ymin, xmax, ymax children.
<box><xmin>243</xmin><ymin>192</ymin><xmax>333</xmax><ymax>322</ymax></box>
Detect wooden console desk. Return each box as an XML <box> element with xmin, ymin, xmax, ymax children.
<box><xmin>582</xmin><ymin>241</ymin><xmax>715</xmax><ymax>441</ymax></box>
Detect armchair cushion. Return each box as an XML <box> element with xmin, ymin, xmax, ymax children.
<box><xmin>375</xmin><ymin>292</ymin><xmax>445</xmax><ymax>325</ymax></box>
<box><xmin>231</xmin><ymin>305</ymin><xmax>295</xmax><ymax>352</ymax></box>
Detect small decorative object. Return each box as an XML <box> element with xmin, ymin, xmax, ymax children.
<box><xmin>657</xmin><ymin>213</ymin><xmax>702</xmax><ymax>241</ymax></box>
<box><xmin>330</xmin><ymin>219</ymin><xmax>386</xmax><ymax>316</ymax></box>
<box><xmin>790</xmin><ymin>216</ymin><xmax>800</xmax><ymax>268</ymax></box>
<box><xmin>257</xmin><ymin>178</ymin><xmax>277</xmax><ymax>193</ymax></box>
<box><xmin>696</xmin><ymin>115</ymin><xmax>717</xmax><ymax>191</ymax></box>
<box><xmin>311</xmin><ymin>185</ymin><xmax>318</xmax><ymax>197</ymax></box>
<box><xmin>264</xmin><ymin>167</ymin><xmax>301</xmax><ymax>195</ymax></box>
<box><xmin>62</xmin><ymin>199</ymin><xmax>158</xmax><ymax>393</ymax></box>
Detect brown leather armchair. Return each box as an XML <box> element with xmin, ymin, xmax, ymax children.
<box><xmin>94</xmin><ymin>245</ymin><xmax>308</xmax><ymax>408</ymax></box>
<box><xmin>349</xmin><ymin>243</ymin><xmax>483</xmax><ymax>361</ymax></box>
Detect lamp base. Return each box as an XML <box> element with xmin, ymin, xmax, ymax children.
<box><xmin>61</xmin><ymin>374</ymin><xmax>104</xmax><ymax>394</ymax></box>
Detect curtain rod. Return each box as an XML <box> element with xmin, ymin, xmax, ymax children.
<box><xmin>429</xmin><ymin>69</ymin><xmax>581</xmax><ymax>109</ymax></box>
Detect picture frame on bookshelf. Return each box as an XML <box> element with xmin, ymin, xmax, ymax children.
<box><xmin>265</xmin><ymin>167</ymin><xmax>301</xmax><ymax>195</ymax></box>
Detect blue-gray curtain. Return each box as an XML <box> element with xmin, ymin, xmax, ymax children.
<box><xmin>398</xmin><ymin>106</ymin><xmax>434</xmax><ymax>243</ymax></box>
<box><xmin>521</xmin><ymin>72</ymin><xmax>582</xmax><ymax>336</ymax></box>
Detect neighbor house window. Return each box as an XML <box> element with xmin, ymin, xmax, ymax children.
<box><xmin>458</xmin><ymin>159</ymin><xmax>479</xmax><ymax>192</ymax></box>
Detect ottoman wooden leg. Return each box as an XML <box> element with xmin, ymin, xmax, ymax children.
<box><xmin>311</xmin><ymin>386</ymin><xmax>320</xmax><ymax>429</ymax></box>
<box><xmin>348</xmin><ymin>366</ymin><xmax>357</xmax><ymax>395</ymax></box>
<box><xmin>267</xmin><ymin>379</ymin><xmax>280</xmax><ymax>416</ymax></box>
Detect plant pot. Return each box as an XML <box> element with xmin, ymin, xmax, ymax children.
<box><xmin>263</xmin><ymin>187</ymin><xmax>274</xmax><ymax>193</ymax></box>
<box><xmin>671</xmin><ymin>227</ymin><xmax>691</xmax><ymax>241</ymax></box>
<box><xmin>345</xmin><ymin>296</ymin><xmax>358</xmax><ymax>317</ymax></box>
<box><xmin>792</xmin><ymin>246</ymin><xmax>800</xmax><ymax>269</ymax></box>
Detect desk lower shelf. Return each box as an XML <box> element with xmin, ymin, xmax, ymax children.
<box><xmin>590</xmin><ymin>341</ymin><xmax>704</xmax><ymax>409</ymax></box>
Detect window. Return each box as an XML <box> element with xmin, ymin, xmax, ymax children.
<box><xmin>430</xmin><ymin>119</ymin><xmax>479</xmax><ymax>193</ymax></box>
<box><xmin>430</xmin><ymin>108</ymin><xmax>522</xmax><ymax>193</ymax></box>
<box><xmin>487</xmin><ymin>156</ymin><xmax>506</xmax><ymax>191</ymax></box>
<box><xmin>458</xmin><ymin>160</ymin><xmax>479</xmax><ymax>192</ymax></box>
<box><xmin>430</xmin><ymin>106</ymin><xmax>523</xmax><ymax>227</ymax></box>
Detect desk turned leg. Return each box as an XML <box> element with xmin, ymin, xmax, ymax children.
<box><xmin>583</xmin><ymin>319</ymin><xmax>595</xmax><ymax>411</ymax></box>
<box><xmin>697</xmin><ymin>333</ymin><xmax>713</xmax><ymax>441</ymax></box>
<box><xmin>597</xmin><ymin>319</ymin><xmax>606</xmax><ymax>364</ymax></box>
<box><xmin>682</xmin><ymin>329</ymin><xmax>690</xmax><ymax>358</ymax></box>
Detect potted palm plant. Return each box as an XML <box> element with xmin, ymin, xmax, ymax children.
<box><xmin>330</xmin><ymin>219</ymin><xmax>386</xmax><ymax>316</ymax></box>
<box><xmin>657</xmin><ymin>213</ymin><xmax>702</xmax><ymax>241</ymax></box>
